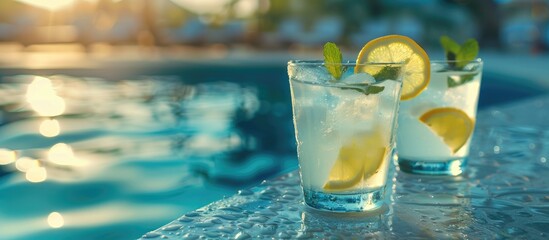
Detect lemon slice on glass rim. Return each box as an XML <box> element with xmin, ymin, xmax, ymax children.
<box><xmin>355</xmin><ymin>35</ymin><xmax>430</xmax><ymax>100</ymax></box>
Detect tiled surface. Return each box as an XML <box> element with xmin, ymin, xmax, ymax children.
<box><xmin>142</xmin><ymin>95</ymin><xmax>549</xmax><ymax>239</ymax></box>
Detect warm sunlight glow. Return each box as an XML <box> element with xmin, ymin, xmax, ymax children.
<box><xmin>48</xmin><ymin>143</ymin><xmax>75</xmax><ymax>166</ymax></box>
<box><xmin>0</xmin><ymin>149</ymin><xmax>17</xmax><ymax>165</ymax></box>
<box><xmin>26</xmin><ymin>76</ymin><xmax>66</xmax><ymax>117</ymax></box>
<box><xmin>449</xmin><ymin>161</ymin><xmax>464</xmax><ymax>176</ymax></box>
<box><xmin>40</xmin><ymin>119</ymin><xmax>61</xmax><ymax>137</ymax></box>
<box><xmin>16</xmin><ymin>0</ymin><xmax>76</xmax><ymax>11</ymax></box>
<box><xmin>15</xmin><ymin>157</ymin><xmax>39</xmax><ymax>172</ymax></box>
<box><xmin>170</xmin><ymin>0</ymin><xmax>258</xmax><ymax>17</ymax></box>
<box><xmin>26</xmin><ymin>167</ymin><xmax>47</xmax><ymax>183</ymax></box>
<box><xmin>171</xmin><ymin>0</ymin><xmax>228</xmax><ymax>14</ymax></box>
<box><xmin>47</xmin><ymin>212</ymin><xmax>65</xmax><ymax>228</ymax></box>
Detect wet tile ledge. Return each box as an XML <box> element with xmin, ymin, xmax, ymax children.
<box><xmin>140</xmin><ymin>95</ymin><xmax>549</xmax><ymax>239</ymax></box>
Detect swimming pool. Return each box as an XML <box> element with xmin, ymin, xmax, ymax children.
<box><xmin>0</xmin><ymin>62</ymin><xmax>545</xmax><ymax>239</ymax></box>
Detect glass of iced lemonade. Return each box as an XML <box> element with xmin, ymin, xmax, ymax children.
<box><xmin>396</xmin><ymin>36</ymin><xmax>483</xmax><ymax>175</ymax></box>
<box><xmin>288</xmin><ymin>36</ymin><xmax>429</xmax><ymax>212</ymax></box>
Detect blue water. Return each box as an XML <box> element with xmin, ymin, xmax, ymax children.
<box><xmin>0</xmin><ymin>69</ymin><xmax>296</xmax><ymax>239</ymax></box>
<box><xmin>0</xmin><ymin>63</ymin><xmax>545</xmax><ymax>239</ymax></box>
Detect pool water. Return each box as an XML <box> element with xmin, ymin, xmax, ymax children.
<box><xmin>0</xmin><ymin>69</ymin><xmax>296</xmax><ymax>239</ymax></box>
<box><xmin>0</xmin><ymin>63</ymin><xmax>545</xmax><ymax>239</ymax></box>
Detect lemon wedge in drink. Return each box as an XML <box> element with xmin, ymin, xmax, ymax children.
<box><xmin>323</xmin><ymin>130</ymin><xmax>387</xmax><ymax>192</ymax></box>
<box><xmin>420</xmin><ymin>107</ymin><xmax>475</xmax><ymax>153</ymax></box>
<box><xmin>355</xmin><ymin>35</ymin><xmax>430</xmax><ymax>100</ymax></box>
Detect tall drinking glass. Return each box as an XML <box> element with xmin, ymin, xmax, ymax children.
<box><xmin>396</xmin><ymin>59</ymin><xmax>483</xmax><ymax>175</ymax></box>
<box><xmin>288</xmin><ymin>61</ymin><xmax>403</xmax><ymax>212</ymax></box>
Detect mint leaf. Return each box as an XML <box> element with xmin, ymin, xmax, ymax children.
<box><xmin>440</xmin><ymin>35</ymin><xmax>461</xmax><ymax>53</ymax></box>
<box><xmin>456</xmin><ymin>39</ymin><xmax>479</xmax><ymax>68</ymax></box>
<box><xmin>340</xmin><ymin>84</ymin><xmax>385</xmax><ymax>95</ymax></box>
<box><xmin>440</xmin><ymin>36</ymin><xmax>479</xmax><ymax>69</ymax></box>
<box><xmin>447</xmin><ymin>73</ymin><xmax>477</xmax><ymax>88</ymax></box>
<box><xmin>323</xmin><ymin>42</ymin><xmax>343</xmax><ymax>80</ymax></box>
<box><xmin>365</xmin><ymin>85</ymin><xmax>385</xmax><ymax>94</ymax></box>
<box><xmin>373</xmin><ymin>66</ymin><xmax>400</xmax><ymax>81</ymax></box>
<box><xmin>440</xmin><ymin>35</ymin><xmax>460</xmax><ymax>66</ymax></box>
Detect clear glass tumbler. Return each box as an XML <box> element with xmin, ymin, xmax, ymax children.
<box><xmin>288</xmin><ymin>60</ymin><xmax>403</xmax><ymax>212</ymax></box>
<box><xmin>396</xmin><ymin>59</ymin><xmax>483</xmax><ymax>175</ymax></box>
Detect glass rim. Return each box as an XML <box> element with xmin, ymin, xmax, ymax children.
<box><xmin>288</xmin><ymin>60</ymin><xmax>406</xmax><ymax>67</ymax></box>
<box><xmin>430</xmin><ymin>58</ymin><xmax>483</xmax><ymax>64</ymax></box>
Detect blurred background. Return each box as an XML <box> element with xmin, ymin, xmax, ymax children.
<box><xmin>0</xmin><ymin>0</ymin><xmax>548</xmax><ymax>239</ymax></box>
<box><xmin>0</xmin><ymin>0</ymin><xmax>548</xmax><ymax>51</ymax></box>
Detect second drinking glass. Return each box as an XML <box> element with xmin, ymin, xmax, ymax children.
<box><xmin>396</xmin><ymin>59</ymin><xmax>483</xmax><ymax>175</ymax></box>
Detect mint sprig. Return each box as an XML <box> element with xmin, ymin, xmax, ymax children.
<box><xmin>440</xmin><ymin>36</ymin><xmax>479</xmax><ymax>88</ymax></box>
<box><xmin>440</xmin><ymin>35</ymin><xmax>479</xmax><ymax>69</ymax></box>
<box><xmin>373</xmin><ymin>66</ymin><xmax>400</xmax><ymax>81</ymax></box>
<box><xmin>323</xmin><ymin>42</ymin><xmax>343</xmax><ymax>80</ymax></box>
<box><xmin>323</xmin><ymin>42</ymin><xmax>397</xmax><ymax>95</ymax></box>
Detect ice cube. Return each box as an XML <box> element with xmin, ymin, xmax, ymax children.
<box><xmin>290</xmin><ymin>64</ymin><xmax>331</xmax><ymax>84</ymax></box>
<box><xmin>340</xmin><ymin>73</ymin><xmax>376</xmax><ymax>84</ymax></box>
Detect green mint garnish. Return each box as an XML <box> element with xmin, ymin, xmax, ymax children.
<box><xmin>373</xmin><ymin>66</ymin><xmax>400</xmax><ymax>81</ymax></box>
<box><xmin>323</xmin><ymin>42</ymin><xmax>343</xmax><ymax>80</ymax></box>
<box><xmin>447</xmin><ymin>73</ymin><xmax>476</xmax><ymax>88</ymax></box>
<box><xmin>440</xmin><ymin>36</ymin><xmax>479</xmax><ymax>88</ymax></box>
<box><xmin>340</xmin><ymin>84</ymin><xmax>385</xmax><ymax>95</ymax></box>
<box><xmin>440</xmin><ymin>35</ymin><xmax>460</xmax><ymax>62</ymax></box>
<box><xmin>440</xmin><ymin>35</ymin><xmax>479</xmax><ymax>69</ymax></box>
<box><xmin>456</xmin><ymin>39</ymin><xmax>479</xmax><ymax>68</ymax></box>
<box><xmin>322</xmin><ymin>42</ymin><xmax>389</xmax><ymax>95</ymax></box>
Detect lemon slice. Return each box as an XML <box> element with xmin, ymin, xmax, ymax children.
<box><xmin>419</xmin><ymin>107</ymin><xmax>475</xmax><ymax>153</ymax></box>
<box><xmin>323</xmin><ymin>130</ymin><xmax>387</xmax><ymax>192</ymax></box>
<box><xmin>355</xmin><ymin>35</ymin><xmax>430</xmax><ymax>100</ymax></box>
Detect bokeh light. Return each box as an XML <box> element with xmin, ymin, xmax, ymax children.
<box><xmin>16</xmin><ymin>0</ymin><xmax>76</xmax><ymax>11</ymax></box>
<box><xmin>15</xmin><ymin>157</ymin><xmax>40</xmax><ymax>172</ymax></box>
<box><xmin>26</xmin><ymin>77</ymin><xmax>66</xmax><ymax>117</ymax></box>
<box><xmin>40</xmin><ymin>119</ymin><xmax>61</xmax><ymax>137</ymax></box>
<box><xmin>0</xmin><ymin>149</ymin><xmax>17</xmax><ymax>165</ymax></box>
<box><xmin>26</xmin><ymin>166</ymin><xmax>47</xmax><ymax>183</ymax></box>
<box><xmin>47</xmin><ymin>212</ymin><xmax>65</xmax><ymax>228</ymax></box>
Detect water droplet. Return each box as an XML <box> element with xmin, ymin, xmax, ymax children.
<box><xmin>195</xmin><ymin>219</ymin><xmax>220</xmax><ymax>228</ymax></box>
<box><xmin>217</xmin><ymin>226</ymin><xmax>235</xmax><ymax>234</ymax></box>
<box><xmin>142</xmin><ymin>232</ymin><xmax>162</xmax><ymax>239</ymax></box>
<box><xmin>258</xmin><ymin>224</ymin><xmax>277</xmax><ymax>235</ymax></box>
<box><xmin>162</xmin><ymin>224</ymin><xmax>182</xmax><ymax>231</ymax></box>
<box><xmin>182</xmin><ymin>233</ymin><xmax>199</xmax><ymax>240</ymax></box>
<box><xmin>296</xmin><ymin>231</ymin><xmax>313</xmax><ymax>239</ymax></box>
<box><xmin>178</xmin><ymin>217</ymin><xmax>193</xmax><ymax>222</ymax></box>
<box><xmin>282</xmin><ymin>194</ymin><xmax>296</xmax><ymax>200</ymax></box>
<box><xmin>267</xmin><ymin>204</ymin><xmax>283</xmax><ymax>210</ymax></box>
<box><xmin>277</xmin><ymin>232</ymin><xmax>291</xmax><ymax>239</ymax></box>
<box><xmin>185</xmin><ymin>212</ymin><xmax>200</xmax><ymax>217</ymax></box>
<box><xmin>249</xmin><ymin>216</ymin><xmax>269</xmax><ymax>223</ymax></box>
<box><xmin>214</xmin><ymin>214</ymin><xmax>243</xmax><ymax>220</ymax></box>
<box><xmin>234</xmin><ymin>231</ymin><xmax>251</xmax><ymax>240</ymax></box>
<box><xmin>257</xmin><ymin>210</ymin><xmax>277</xmax><ymax>217</ymax></box>
<box><xmin>204</xmin><ymin>232</ymin><xmax>222</xmax><ymax>238</ymax></box>
<box><xmin>238</xmin><ymin>189</ymin><xmax>254</xmax><ymax>196</ymax></box>
<box><xmin>237</xmin><ymin>222</ymin><xmax>254</xmax><ymax>229</ymax></box>
<box><xmin>220</xmin><ymin>206</ymin><xmax>244</xmax><ymax>212</ymax></box>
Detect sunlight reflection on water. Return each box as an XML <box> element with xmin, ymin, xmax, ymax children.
<box><xmin>0</xmin><ymin>74</ymin><xmax>296</xmax><ymax>239</ymax></box>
